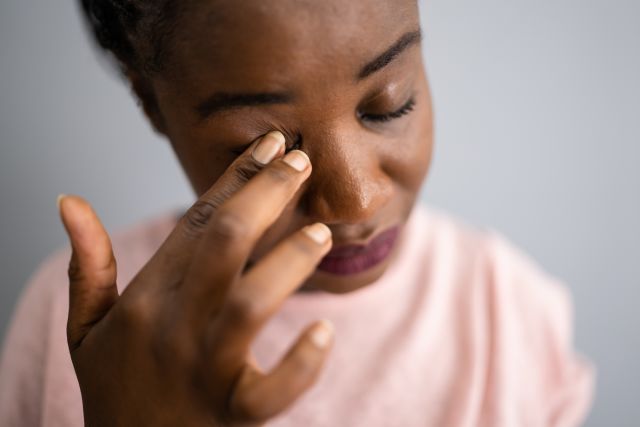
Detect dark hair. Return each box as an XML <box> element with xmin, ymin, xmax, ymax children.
<box><xmin>78</xmin><ymin>0</ymin><xmax>182</xmax><ymax>75</ymax></box>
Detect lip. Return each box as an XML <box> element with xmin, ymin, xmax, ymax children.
<box><xmin>317</xmin><ymin>225</ymin><xmax>401</xmax><ymax>276</ymax></box>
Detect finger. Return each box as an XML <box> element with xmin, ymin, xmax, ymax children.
<box><xmin>229</xmin><ymin>320</ymin><xmax>335</xmax><ymax>423</ymax></box>
<box><xmin>210</xmin><ymin>223</ymin><xmax>332</xmax><ymax>364</ymax></box>
<box><xmin>182</xmin><ymin>149</ymin><xmax>314</xmax><ymax>318</ymax></box>
<box><xmin>146</xmin><ymin>131</ymin><xmax>286</xmax><ymax>286</ymax></box>
<box><xmin>58</xmin><ymin>194</ymin><xmax>118</xmax><ymax>350</ymax></box>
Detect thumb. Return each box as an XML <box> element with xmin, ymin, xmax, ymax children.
<box><xmin>58</xmin><ymin>194</ymin><xmax>118</xmax><ymax>350</ymax></box>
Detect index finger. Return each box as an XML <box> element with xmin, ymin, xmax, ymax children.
<box><xmin>180</xmin><ymin>149</ymin><xmax>313</xmax><ymax>320</ymax></box>
<box><xmin>144</xmin><ymin>131</ymin><xmax>287</xmax><ymax>287</ymax></box>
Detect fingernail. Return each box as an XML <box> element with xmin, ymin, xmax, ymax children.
<box><xmin>283</xmin><ymin>150</ymin><xmax>310</xmax><ymax>172</ymax></box>
<box><xmin>311</xmin><ymin>320</ymin><xmax>334</xmax><ymax>348</ymax></box>
<box><xmin>57</xmin><ymin>194</ymin><xmax>66</xmax><ymax>212</ymax></box>
<box><xmin>252</xmin><ymin>131</ymin><xmax>285</xmax><ymax>165</ymax></box>
<box><xmin>303</xmin><ymin>223</ymin><xmax>331</xmax><ymax>245</ymax></box>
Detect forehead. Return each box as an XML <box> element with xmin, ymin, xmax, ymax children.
<box><xmin>166</xmin><ymin>0</ymin><xmax>419</xmax><ymax>89</ymax></box>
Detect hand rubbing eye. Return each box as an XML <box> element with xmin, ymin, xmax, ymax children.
<box><xmin>285</xmin><ymin>133</ymin><xmax>303</xmax><ymax>153</ymax></box>
<box><xmin>231</xmin><ymin>132</ymin><xmax>302</xmax><ymax>156</ymax></box>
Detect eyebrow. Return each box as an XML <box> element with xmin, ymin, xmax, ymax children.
<box><xmin>195</xmin><ymin>29</ymin><xmax>422</xmax><ymax>120</ymax></box>
<box><xmin>358</xmin><ymin>29</ymin><xmax>422</xmax><ymax>80</ymax></box>
<box><xmin>196</xmin><ymin>91</ymin><xmax>294</xmax><ymax>119</ymax></box>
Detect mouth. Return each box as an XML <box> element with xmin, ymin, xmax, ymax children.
<box><xmin>317</xmin><ymin>225</ymin><xmax>401</xmax><ymax>276</ymax></box>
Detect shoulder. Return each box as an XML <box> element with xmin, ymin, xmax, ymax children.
<box><xmin>418</xmin><ymin>204</ymin><xmax>571</xmax><ymax>318</ymax></box>
<box><xmin>426</xmin><ymin>205</ymin><xmax>576</xmax><ymax>344</ymax></box>
<box><xmin>417</xmin><ymin>204</ymin><xmax>595</xmax><ymax>424</ymax></box>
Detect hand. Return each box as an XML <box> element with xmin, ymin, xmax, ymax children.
<box><xmin>58</xmin><ymin>131</ymin><xmax>335</xmax><ymax>427</ymax></box>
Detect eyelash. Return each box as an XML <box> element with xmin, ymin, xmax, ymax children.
<box><xmin>230</xmin><ymin>98</ymin><xmax>416</xmax><ymax>155</ymax></box>
<box><xmin>358</xmin><ymin>96</ymin><xmax>417</xmax><ymax>123</ymax></box>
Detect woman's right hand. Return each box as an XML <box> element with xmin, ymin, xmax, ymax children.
<box><xmin>58</xmin><ymin>131</ymin><xmax>335</xmax><ymax>427</ymax></box>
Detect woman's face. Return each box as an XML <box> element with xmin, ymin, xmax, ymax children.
<box><xmin>140</xmin><ymin>0</ymin><xmax>433</xmax><ymax>293</ymax></box>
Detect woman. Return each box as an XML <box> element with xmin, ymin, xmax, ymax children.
<box><xmin>0</xmin><ymin>0</ymin><xmax>594</xmax><ymax>425</ymax></box>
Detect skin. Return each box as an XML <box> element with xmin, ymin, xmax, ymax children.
<box><xmin>135</xmin><ymin>0</ymin><xmax>434</xmax><ymax>293</ymax></box>
<box><xmin>59</xmin><ymin>0</ymin><xmax>434</xmax><ymax>424</ymax></box>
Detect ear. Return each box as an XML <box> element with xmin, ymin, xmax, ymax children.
<box><xmin>125</xmin><ymin>68</ymin><xmax>168</xmax><ymax>135</ymax></box>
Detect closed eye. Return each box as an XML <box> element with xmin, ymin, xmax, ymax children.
<box><xmin>358</xmin><ymin>96</ymin><xmax>416</xmax><ymax>123</ymax></box>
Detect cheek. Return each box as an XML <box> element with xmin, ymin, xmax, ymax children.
<box><xmin>381</xmin><ymin>95</ymin><xmax>434</xmax><ymax>193</ymax></box>
<box><xmin>168</xmin><ymin>134</ymin><xmax>235</xmax><ymax>197</ymax></box>
<box><xmin>159</xmin><ymin>99</ymin><xmax>242</xmax><ymax>198</ymax></box>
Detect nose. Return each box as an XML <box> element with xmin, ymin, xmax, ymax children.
<box><xmin>299</xmin><ymin>128</ymin><xmax>394</xmax><ymax>227</ymax></box>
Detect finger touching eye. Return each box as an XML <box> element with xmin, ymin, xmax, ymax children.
<box><xmin>231</xmin><ymin>131</ymin><xmax>302</xmax><ymax>156</ymax></box>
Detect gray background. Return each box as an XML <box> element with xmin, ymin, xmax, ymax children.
<box><xmin>1</xmin><ymin>0</ymin><xmax>638</xmax><ymax>425</ymax></box>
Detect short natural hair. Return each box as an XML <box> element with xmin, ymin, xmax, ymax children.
<box><xmin>78</xmin><ymin>0</ymin><xmax>184</xmax><ymax>75</ymax></box>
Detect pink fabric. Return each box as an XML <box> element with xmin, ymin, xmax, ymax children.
<box><xmin>0</xmin><ymin>202</ymin><xmax>595</xmax><ymax>426</ymax></box>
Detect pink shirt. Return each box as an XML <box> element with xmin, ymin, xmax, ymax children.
<box><xmin>0</xmin><ymin>202</ymin><xmax>595</xmax><ymax>426</ymax></box>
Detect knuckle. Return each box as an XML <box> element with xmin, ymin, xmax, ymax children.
<box><xmin>151</xmin><ymin>324</ymin><xmax>194</xmax><ymax>366</ymax></box>
<box><xmin>117</xmin><ymin>293</ymin><xmax>154</xmax><ymax>331</ymax></box>
<box><xmin>233</xmin><ymin>160</ymin><xmax>261</xmax><ymax>183</ymax></box>
<box><xmin>233</xmin><ymin>393</ymin><xmax>270</xmax><ymax>422</ymax></box>
<box><xmin>67</xmin><ymin>254</ymin><xmax>117</xmax><ymax>286</ymax></box>
<box><xmin>209</xmin><ymin>209</ymin><xmax>251</xmax><ymax>243</ymax></box>
<box><xmin>182</xmin><ymin>200</ymin><xmax>217</xmax><ymax>238</ymax></box>
<box><xmin>264</xmin><ymin>164</ymin><xmax>294</xmax><ymax>184</ymax></box>
<box><xmin>223</xmin><ymin>291</ymin><xmax>264</xmax><ymax>327</ymax></box>
<box><xmin>291</xmin><ymin>352</ymin><xmax>316</xmax><ymax>377</ymax></box>
<box><xmin>67</xmin><ymin>258</ymin><xmax>84</xmax><ymax>283</ymax></box>
<box><xmin>93</xmin><ymin>257</ymin><xmax>117</xmax><ymax>284</ymax></box>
